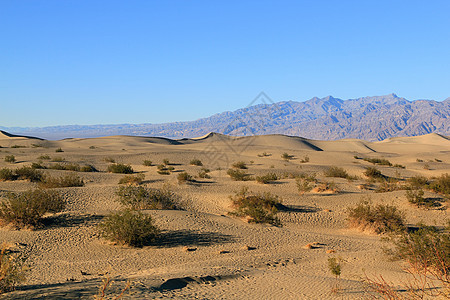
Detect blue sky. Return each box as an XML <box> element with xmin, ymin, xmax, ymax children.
<box><xmin>1</xmin><ymin>0</ymin><xmax>449</xmax><ymax>127</ymax></box>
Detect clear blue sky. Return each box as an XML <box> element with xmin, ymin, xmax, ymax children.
<box><xmin>1</xmin><ymin>0</ymin><xmax>449</xmax><ymax>127</ymax></box>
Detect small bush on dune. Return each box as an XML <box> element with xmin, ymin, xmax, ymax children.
<box><xmin>232</xmin><ymin>161</ymin><xmax>247</xmax><ymax>169</ymax></box>
<box><xmin>347</xmin><ymin>200</ymin><xmax>405</xmax><ymax>234</ymax></box>
<box><xmin>281</xmin><ymin>152</ymin><xmax>294</xmax><ymax>161</ymax></box>
<box><xmin>98</xmin><ymin>209</ymin><xmax>159</xmax><ymax>247</ymax></box>
<box><xmin>227</xmin><ymin>169</ymin><xmax>251</xmax><ymax>181</ymax></box>
<box><xmin>363</xmin><ymin>167</ymin><xmax>384</xmax><ymax>180</ymax></box>
<box><xmin>51</xmin><ymin>156</ymin><xmax>65</xmax><ymax>162</ymax></box>
<box><xmin>405</xmin><ymin>189</ymin><xmax>438</xmax><ymax>208</ymax></box>
<box><xmin>116</xmin><ymin>185</ymin><xmax>179</xmax><ymax>210</ymax></box>
<box><xmin>407</xmin><ymin>175</ymin><xmax>429</xmax><ymax>188</ymax></box>
<box><xmin>229</xmin><ymin>187</ymin><xmax>281</xmax><ymax>225</ymax></box>
<box><xmin>38</xmin><ymin>155</ymin><xmax>51</xmax><ymax>160</ymax></box>
<box><xmin>14</xmin><ymin>166</ymin><xmax>43</xmax><ymax>182</ymax></box>
<box><xmin>31</xmin><ymin>162</ymin><xmax>46</xmax><ymax>169</ymax></box>
<box><xmin>190</xmin><ymin>158</ymin><xmax>203</xmax><ymax>166</ymax></box>
<box><xmin>104</xmin><ymin>157</ymin><xmax>115</xmax><ymax>163</ymax></box>
<box><xmin>255</xmin><ymin>173</ymin><xmax>278</xmax><ymax>184</ymax></box>
<box><xmin>429</xmin><ymin>173</ymin><xmax>450</xmax><ymax>197</ymax></box>
<box><xmin>39</xmin><ymin>174</ymin><xmax>84</xmax><ymax>188</ymax></box>
<box><xmin>162</xmin><ymin>159</ymin><xmax>170</xmax><ymax>165</ymax></box>
<box><xmin>156</xmin><ymin>164</ymin><xmax>171</xmax><ymax>175</ymax></box>
<box><xmin>80</xmin><ymin>164</ymin><xmax>97</xmax><ymax>172</ymax></box>
<box><xmin>296</xmin><ymin>178</ymin><xmax>314</xmax><ymax>194</ymax></box>
<box><xmin>118</xmin><ymin>174</ymin><xmax>145</xmax><ymax>185</ymax></box>
<box><xmin>198</xmin><ymin>168</ymin><xmax>211</xmax><ymax>179</ymax></box>
<box><xmin>324</xmin><ymin>166</ymin><xmax>350</xmax><ymax>179</ymax></box>
<box><xmin>177</xmin><ymin>172</ymin><xmax>194</xmax><ymax>184</ymax></box>
<box><xmin>363</xmin><ymin>157</ymin><xmax>392</xmax><ymax>166</ymax></box>
<box><xmin>0</xmin><ymin>244</ymin><xmax>27</xmax><ymax>293</ymax></box>
<box><xmin>55</xmin><ymin>148</ymin><xmax>63</xmax><ymax>153</ymax></box>
<box><xmin>0</xmin><ymin>189</ymin><xmax>65</xmax><ymax>229</ymax></box>
<box><xmin>107</xmin><ymin>163</ymin><xmax>133</xmax><ymax>174</ymax></box>
<box><xmin>4</xmin><ymin>155</ymin><xmax>15</xmax><ymax>164</ymax></box>
<box><xmin>0</xmin><ymin>168</ymin><xmax>16</xmax><ymax>181</ymax></box>
<box><xmin>143</xmin><ymin>160</ymin><xmax>152</xmax><ymax>166</ymax></box>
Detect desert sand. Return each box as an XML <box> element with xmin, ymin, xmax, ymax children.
<box><xmin>0</xmin><ymin>130</ymin><xmax>449</xmax><ymax>299</ymax></box>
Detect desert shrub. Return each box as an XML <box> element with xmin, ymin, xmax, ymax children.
<box><xmin>299</xmin><ymin>155</ymin><xmax>310</xmax><ymax>163</ymax></box>
<box><xmin>55</xmin><ymin>148</ymin><xmax>63</xmax><ymax>153</ymax></box>
<box><xmin>324</xmin><ymin>166</ymin><xmax>350</xmax><ymax>179</ymax></box>
<box><xmin>0</xmin><ymin>189</ymin><xmax>65</xmax><ymax>228</ymax></box>
<box><xmin>116</xmin><ymin>185</ymin><xmax>179</xmax><ymax>210</ymax></box>
<box><xmin>14</xmin><ymin>166</ymin><xmax>43</xmax><ymax>182</ymax></box>
<box><xmin>118</xmin><ymin>174</ymin><xmax>145</xmax><ymax>185</ymax></box>
<box><xmin>0</xmin><ymin>245</ymin><xmax>27</xmax><ymax>293</ymax></box>
<box><xmin>375</xmin><ymin>181</ymin><xmax>401</xmax><ymax>193</ymax></box>
<box><xmin>10</xmin><ymin>145</ymin><xmax>25</xmax><ymax>149</ymax></box>
<box><xmin>232</xmin><ymin>161</ymin><xmax>247</xmax><ymax>169</ymax></box>
<box><xmin>198</xmin><ymin>168</ymin><xmax>211</xmax><ymax>179</ymax></box>
<box><xmin>31</xmin><ymin>162</ymin><xmax>46</xmax><ymax>169</ymax></box>
<box><xmin>51</xmin><ymin>157</ymin><xmax>65</xmax><ymax>162</ymax></box>
<box><xmin>104</xmin><ymin>157</ymin><xmax>115</xmax><ymax>163</ymax></box>
<box><xmin>407</xmin><ymin>175</ymin><xmax>429</xmax><ymax>188</ymax></box>
<box><xmin>80</xmin><ymin>164</ymin><xmax>97</xmax><ymax>172</ymax></box>
<box><xmin>177</xmin><ymin>172</ymin><xmax>194</xmax><ymax>184</ymax></box>
<box><xmin>98</xmin><ymin>209</ymin><xmax>160</xmax><ymax>247</ymax></box>
<box><xmin>393</xmin><ymin>164</ymin><xmax>405</xmax><ymax>169</ymax></box>
<box><xmin>257</xmin><ymin>152</ymin><xmax>271</xmax><ymax>157</ymax></box>
<box><xmin>0</xmin><ymin>168</ymin><xmax>16</xmax><ymax>181</ymax></box>
<box><xmin>156</xmin><ymin>164</ymin><xmax>171</xmax><ymax>175</ymax></box>
<box><xmin>255</xmin><ymin>173</ymin><xmax>278</xmax><ymax>184</ymax></box>
<box><xmin>4</xmin><ymin>155</ymin><xmax>15</xmax><ymax>164</ymax></box>
<box><xmin>347</xmin><ymin>200</ymin><xmax>405</xmax><ymax>234</ymax></box>
<box><xmin>227</xmin><ymin>169</ymin><xmax>251</xmax><ymax>181</ymax></box>
<box><xmin>295</xmin><ymin>172</ymin><xmax>317</xmax><ymax>182</ymax></box>
<box><xmin>190</xmin><ymin>158</ymin><xmax>203</xmax><ymax>166</ymax></box>
<box><xmin>229</xmin><ymin>187</ymin><xmax>281</xmax><ymax>225</ymax></box>
<box><xmin>405</xmin><ymin>189</ymin><xmax>438</xmax><ymax>208</ymax></box>
<box><xmin>435</xmin><ymin>158</ymin><xmax>443</xmax><ymax>162</ymax></box>
<box><xmin>107</xmin><ymin>163</ymin><xmax>133</xmax><ymax>174</ymax></box>
<box><xmin>39</xmin><ymin>174</ymin><xmax>84</xmax><ymax>188</ymax></box>
<box><xmin>38</xmin><ymin>155</ymin><xmax>51</xmax><ymax>160</ymax></box>
<box><xmin>162</xmin><ymin>159</ymin><xmax>170</xmax><ymax>165</ymax></box>
<box><xmin>142</xmin><ymin>160</ymin><xmax>152</xmax><ymax>166</ymax></box>
<box><xmin>363</xmin><ymin>167</ymin><xmax>384</xmax><ymax>180</ymax></box>
<box><xmin>48</xmin><ymin>163</ymin><xmax>81</xmax><ymax>172</ymax></box>
<box><xmin>313</xmin><ymin>181</ymin><xmax>338</xmax><ymax>193</ymax></box>
<box><xmin>281</xmin><ymin>152</ymin><xmax>294</xmax><ymax>161</ymax></box>
<box><xmin>296</xmin><ymin>178</ymin><xmax>314</xmax><ymax>194</ymax></box>
<box><xmin>363</xmin><ymin>157</ymin><xmax>392</xmax><ymax>166</ymax></box>
<box><xmin>429</xmin><ymin>173</ymin><xmax>450</xmax><ymax>197</ymax></box>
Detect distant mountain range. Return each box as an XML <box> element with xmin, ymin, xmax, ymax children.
<box><xmin>2</xmin><ymin>94</ymin><xmax>449</xmax><ymax>141</ymax></box>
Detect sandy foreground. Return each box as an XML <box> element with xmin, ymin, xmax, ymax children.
<box><xmin>0</xmin><ymin>131</ymin><xmax>449</xmax><ymax>299</ymax></box>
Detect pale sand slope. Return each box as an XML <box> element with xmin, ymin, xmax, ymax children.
<box><xmin>0</xmin><ymin>132</ymin><xmax>449</xmax><ymax>299</ymax></box>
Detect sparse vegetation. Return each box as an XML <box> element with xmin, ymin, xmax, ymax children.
<box><xmin>190</xmin><ymin>158</ymin><xmax>203</xmax><ymax>166</ymax></box>
<box><xmin>15</xmin><ymin>166</ymin><xmax>43</xmax><ymax>182</ymax></box>
<box><xmin>55</xmin><ymin>147</ymin><xmax>63</xmax><ymax>153</ymax></box>
<box><xmin>98</xmin><ymin>209</ymin><xmax>160</xmax><ymax>247</ymax></box>
<box><xmin>156</xmin><ymin>164</ymin><xmax>171</xmax><ymax>175</ymax></box>
<box><xmin>363</xmin><ymin>157</ymin><xmax>392</xmax><ymax>166</ymax></box>
<box><xmin>118</xmin><ymin>174</ymin><xmax>145</xmax><ymax>185</ymax></box>
<box><xmin>104</xmin><ymin>157</ymin><xmax>115</xmax><ymax>163</ymax></box>
<box><xmin>347</xmin><ymin>200</ymin><xmax>405</xmax><ymax>234</ymax></box>
<box><xmin>324</xmin><ymin>166</ymin><xmax>350</xmax><ymax>179</ymax></box>
<box><xmin>232</xmin><ymin>161</ymin><xmax>247</xmax><ymax>169</ymax></box>
<box><xmin>162</xmin><ymin>159</ymin><xmax>170</xmax><ymax>165</ymax></box>
<box><xmin>281</xmin><ymin>152</ymin><xmax>294</xmax><ymax>161</ymax></box>
<box><xmin>255</xmin><ymin>173</ymin><xmax>278</xmax><ymax>184</ymax></box>
<box><xmin>363</xmin><ymin>166</ymin><xmax>384</xmax><ymax>180</ymax></box>
<box><xmin>405</xmin><ymin>189</ymin><xmax>439</xmax><ymax>208</ymax></box>
<box><xmin>296</xmin><ymin>178</ymin><xmax>314</xmax><ymax>194</ymax></box>
<box><xmin>299</xmin><ymin>155</ymin><xmax>310</xmax><ymax>163</ymax></box>
<box><xmin>177</xmin><ymin>172</ymin><xmax>194</xmax><ymax>184</ymax></box>
<box><xmin>198</xmin><ymin>168</ymin><xmax>211</xmax><ymax>179</ymax></box>
<box><xmin>10</xmin><ymin>145</ymin><xmax>25</xmax><ymax>149</ymax></box>
<box><xmin>4</xmin><ymin>155</ymin><xmax>15</xmax><ymax>164</ymax></box>
<box><xmin>80</xmin><ymin>164</ymin><xmax>97</xmax><ymax>172</ymax></box>
<box><xmin>0</xmin><ymin>244</ymin><xmax>27</xmax><ymax>293</ymax></box>
<box><xmin>116</xmin><ymin>185</ymin><xmax>179</xmax><ymax>210</ymax></box>
<box><xmin>0</xmin><ymin>189</ymin><xmax>65</xmax><ymax>229</ymax></box>
<box><xmin>38</xmin><ymin>155</ymin><xmax>51</xmax><ymax>160</ymax></box>
<box><xmin>257</xmin><ymin>152</ymin><xmax>271</xmax><ymax>157</ymax></box>
<box><xmin>227</xmin><ymin>169</ymin><xmax>251</xmax><ymax>181</ymax></box>
<box><xmin>229</xmin><ymin>187</ymin><xmax>281</xmax><ymax>225</ymax></box>
<box><xmin>107</xmin><ymin>163</ymin><xmax>134</xmax><ymax>174</ymax></box>
<box><xmin>39</xmin><ymin>174</ymin><xmax>84</xmax><ymax>188</ymax></box>
<box><xmin>429</xmin><ymin>173</ymin><xmax>450</xmax><ymax>197</ymax></box>
<box><xmin>51</xmin><ymin>156</ymin><xmax>65</xmax><ymax>162</ymax></box>
<box><xmin>143</xmin><ymin>160</ymin><xmax>152</xmax><ymax>166</ymax></box>
<box><xmin>0</xmin><ymin>168</ymin><xmax>16</xmax><ymax>181</ymax></box>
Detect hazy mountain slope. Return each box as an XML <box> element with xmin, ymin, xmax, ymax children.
<box><xmin>2</xmin><ymin>94</ymin><xmax>449</xmax><ymax>141</ymax></box>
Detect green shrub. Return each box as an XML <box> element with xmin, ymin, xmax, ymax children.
<box><xmin>0</xmin><ymin>168</ymin><xmax>16</xmax><ymax>181</ymax></box>
<box><xmin>143</xmin><ymin>160</ymin><xmax>152</xmax><ymax>166</ymax></box>
<box><xmin>118</xmin><ymin>174</ymin><xmax>145</xmax><ymax>185</ymax></box>
<box><xmin>299</xmin><ymin>155</ymin><xmax>310</xmax><ymax>163</ymax></box>
<box><xmin>107</xmin><ymin>163</ymin><xmax>133</xmax><ymax>174</ymax></box>
<box><xmin>363</xmin><ymin>167</ymin><xmax>384</xmax><ymax>180</ymax></box>
<box><xmin>38</xmin><ymin>155</ymin><xmax>51</xmax><ymax>160</ymax></box>
<box><xmin>31</xmin><ymin>162</ymin><xmax>46</xmax><ymax>169</ymax></box>
<box><xmin>429</xmin><ymin>173</ymin><xmax>450</xmax><ymax>197</ymax></box>
<box><xmin>257</xmin><ymin>152</ymin><xmax>271</xmax><ymax>157</ymax></box>
<box><xmin>39</xmin><ymin>174</ymin><xmax>84</xmax><ymax>188</ymax></box>
<box><xmin>407</xmin><ymin>175</ymin><xmax>429</xmax><ymax>188</ymax></box>
<box><xmin>162</xmin><ymin>159</ymin><xmax>170</xmax><ymax>165</ymax></box>
<box><xmin>363</xmin><ymin>157</ymin><xmax>392</xmax><ymax>166</ymax></box>
<box><xmin>177</xmin><ymin>172</ymin><xmax>194</xmax><ymax>184</ymax></box>
<box><xmin>190</xmin><ymin>158</ymin><xmax>203</xmax><ymax>166</ymax></box>
<box><xmin>232</xmin><ymin>161</ymin><xmax>247</xmax><ymax>169</ymax></box>
<box><xmin>14</xmin><ymin>166</ymin><xmax>43</xmax><ymax>182</ymax></box>
<box><xmin>116</xmin><ymin>185</ymin><xmax>179</xmax><ymax>210</ymax></box>
<box><xmin>0</xmin><ymin>189</ymin><xmax>65</xmax><ymax>229</ymax></box>
<box><xmin>324</xmin><ymin>166</ymin><xmax>350</xmax><ymax>179</ymax></box>
<box><xmin>156</xmin><ymin>164</ymin><xmax>171</xmax><ymax>175</ymax></box>
<box><xmin>229</xmin><ymin>187</ymin><xmax>281</xmax><ymax>225</ymax></box>
<box><xmin>80</xmin><ymin>164</ymin><xmax>97</xmax><ymax>172</ymax></box>
<box><xmin>255</xmin><ymin>173</ymin><xmax>278</xmax><ymax>184</ymax></box>
<box><xmin>55</xmin><ymin>148</ymin><xmax>63</xmax><ymax>153</ymax></box>
<box><xmin>281</xmin><ymin>153</ymin><xmax>294</xmax><ymax>161</ymax></box>
<box><xmin>347</xmin><ymin>200</ymin><xmax>405</xmax><ymax>234</ymax></box>
<box><xmin>98</xmin><ymin>209</ymin><xmax>159</xmax><ymax>247</ymax></box>
<box><xmin>393</xmin><ymin>164</ymin><xmax>405</xmax><ymax>169</ymax></box>
<box><xmin>405</xmin><ymin>189</ymin><xmax>438</xmax><ymax>208</ymax></box>
<box><xmin>227</xmin><ymin>169</ymin><xmax>251</xmax><ymax>181</ymax></box>
<box><xmin>198</xmin><ymin>168</ymin><xmax>211</xmax><ymax>179</ymax></box>
<box><xmin>48</xmin><ymin>163</ymin><xmax>81</xmax><ymax>172</ymax></box>
<box><xmin>4</xmin><ymin>155</ymin><xmax>15</xmax><ymax>164</ymax></box>
<box><xmin>0</xmin><ymin>245</ymin><xmax>27</xmax><ymax>293</ymax></box>
<box><xmin>10</xmin><ymin>145</ymin><xmax>25</xmax><ymax>149</ymax></box>
<box><xmin>296</xmin><ymin>178</ymin><xmax>314</xmax><ymax>194</ymax></box>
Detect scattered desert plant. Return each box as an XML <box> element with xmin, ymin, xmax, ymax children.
<box><xmin>429</xmin><ymin>173</ymin><xmax>450</xmax><ymax>197</ymax></box>
<box><xmin>177</xmin><ymin>172</ymin><xmax>194</xmax><ymax>184</ymax></box>
<box><xmin>107</xmin><ymin>163</ymin><xmax>134</xmax><ymax>174</ymax></box>
<box><xmin>10</xmin><ymin>145</ymin><xmax>25</xmax><ymax>149</ymax></box>
<box><xmin>257</xmin><ymin>152</ymin><xmax>271</xmax><ymax>157</ymax></box>
<box><xmin>232</xmin><ymin>161</ymin><xmax>247</xmax><ymax>169</ymax></box>
<box><xmin>104</xmin><ymin>157</ymin><xmax>115</xmax><ymax>163</ymax></box>
<box><xmin>14</xmin><ymin>166</ymin><xmax>43</xmax><ymax>182</ymax></box>
<box><xmin>281</xmin><ymin>152</ymin><xmax>294</xmax><ymax>161</ymax></box>
<box><xmin>255</xmin><ymin>173</ymin><xmax>278</xmax><ymax>184</ymax></box>
<box><xmin>80</xmin><ymin>164</ymin><xmax>97</xmax><ymax>172</ymax></box>
<box><xmin>405</xmin><ymin>189</ymin><xmax>439</xmax><ymax>208</ymax></box>
<box><xmin>38</xmin><ymin>155</ymin><xmax>51</xmax><ymax>160</ymax></box>
<box><xmin>229</xmin><ymin>187</ymin><xmax>281</xmax><ymax>225</ymax></box>
<box><xmin>98</xmin><ymin>209</ymin><xmax>160</xmax><ymax>247</ymax></box>
<box><xmin>51</xmin><ymin>156</ymin><xmax>65</xmax><ymax>162</ymax></box>
<box><xmin>190</xmin><ymin>158</ymin><xmax>203</xmax><ymax>166</ymax></box>
<box><xmin>324</xmin><ymin>166</ymin><xmax>350</xmax><ymax>179</ymax></box>
<box><xmin>435</xmin><ymin>158</ymin><xmax>443</xmax><ymax>163</ymax></box>
<box><xmin>55</xmin><ymin>147</ymin><xmax>63</xmax><ymax>153</ymax></box>
<box><xmin>0</xmin><ymin>168</ymin><xmax>16</xmax><ymax>181</ymax></box>
<box><xmin>0</xmin><ymin>244</ymin><xmax>27</xmax><ymax>294</ymax></box>
<box><xmin>393</xmin><ymin>164</ymin><xmax>405</xmax><ymax>169</ymax></box>
<box><xmin>39</xmin><ymin>174</ymin><xmax>84</xmax><ymax>188</ymax></box>
<box><xmin>347</xmin><ymin>200</ymin><xmax>405</xmax><ymax>234</ymax></box>
<box><xmin>142</xmin><ymin>160</ymin><xmax>152</xmax><ymax>166</ymax></box>
<box><xmin>48</xmin><ymin>163</ymin><xmax>81</xmax><ymax>171</ymax></box>
<box><xmin>227</xmin><ymin>169</ymin><xmax>251</xmax><ymax>181</ymax></box>
<box><xmin>423</xmin><ymin>163</ymin><xmax>431</xmax><ymax>170</ymax></box>
<box><xmin>0</xmin><ymin>189</ymin><xmax>65</xmax><ymax>229</ymax></box>
<box><xmin>156</xmin><ymin>164</ymin><xmax>170</xmax><ymax>175</ymax></box>
<box><xmin>198</xmin><ymin>168</ymin><xmax>211</xmax><ymax>179</ymax></box>
<box><xmin>162</xmin><ymin>159</ymin><xmax>170</xmax><ymax>165</ymax></box>
<box><xmin>116</xmin><ymin>185</ymin><xmax>179</xmax><ymax>210</ymax></box>
<box><xmin>328</xmin><ymin>257</ymin><xmax>342</xmax><ymax>294</ymax></box>
<box><xmin>363</xmin><ymin>166</ymin><xmax>384</xmax><ymax>180</ymax></box>
<box><xmin>313</xmin><ymin>181</ymin><xmax>338</xmax><ymax>193</ymax></box>
<box><xmin>375</xmin><ymin>181</ymin><xmax>402</xmax><ymax>193</ymax></box>
<box><xmin>299</xmin><ymin>155</ymin><xmax>310</xmax><ymax>163</ymax></box>
<box><xmin>118</xmin><ymin>174</ymin><xmax>145</xmax><ymax>185</ymax></box>
<box><xmin>31</xmin><ymin>162</ymin><xmax>46</xmax><ymax>169</ymax></box>
<box><xmin>296</xmin><ymin>177</ymin><xmax>314</xmax><ymax>194</ymax></box>
<box><xmin>89</xmin><ymin>146</ymin><xmax>96</xmax><ymax>149</ymax></box>
<box><xmin>416</xmin><ymin>158</ymin><xmax>424</xmax><ymax>162</ymax></box>
<box><xmin>407</xmin><ymin>175</ymin><xmax>429</xmax><ymax>189</ymax></box>
<box><xmin>363</xmin><ymin>157</ymin><xmax>393</xmax><ymax>166</ymax></box>
<box><xmin>4</xmin><ymin>155</ymin><xmax>15</xmax><ymax>164</ymax></box>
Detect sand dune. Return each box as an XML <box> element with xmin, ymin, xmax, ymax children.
<box><xmin>0</xmin><ymin>131</ymin><xmax>449</xmax><ymax>299</ymax></box>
